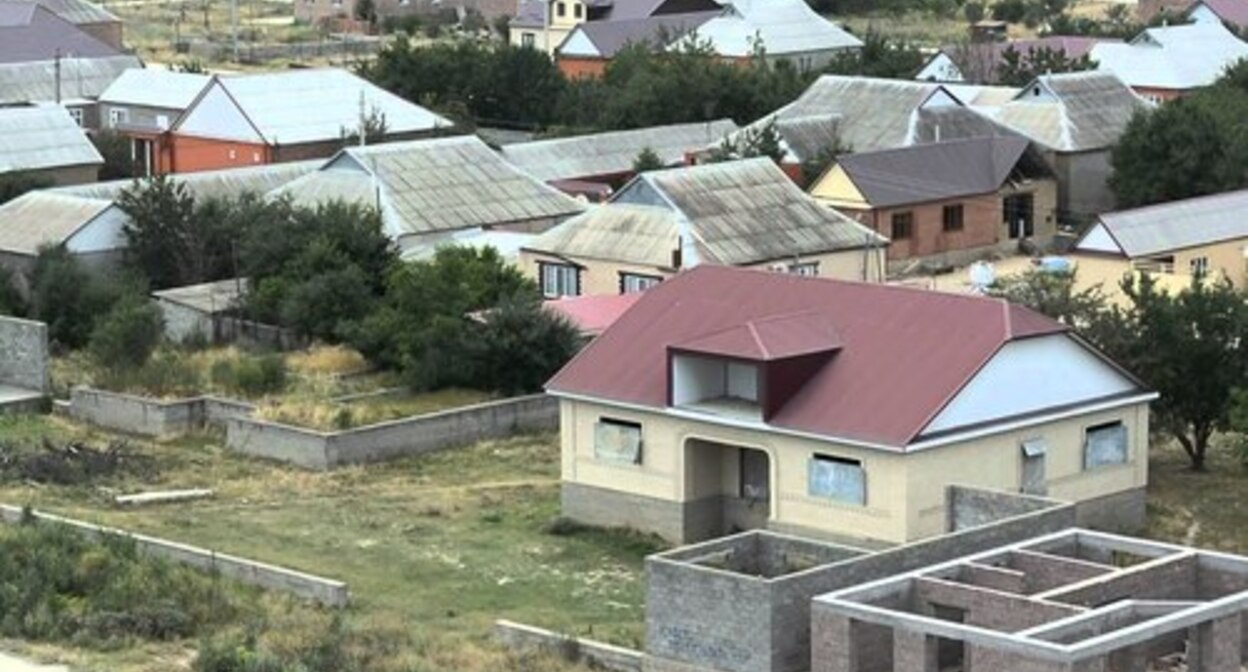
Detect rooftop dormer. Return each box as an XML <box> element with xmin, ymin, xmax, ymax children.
<box><xmin>667</xmin><ymin>311</ymin><xmax>842</xmax><ymax>422</ymax></box>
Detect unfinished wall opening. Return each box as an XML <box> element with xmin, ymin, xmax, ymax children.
<box><xmin>684</xmin><ymin>438</ymin><xmax>771</xmax><ymax>538</ymax></box>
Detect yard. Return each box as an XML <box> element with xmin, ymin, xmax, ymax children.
<box><xmin>1146</xmin><ymin>437</ymin><xmax>1248</xmax><ymax>554</ymax></box>
<box><xmin>0</xmin><ymin>414</ymin><xmax>657</xmax><ymax>672</ymax></box>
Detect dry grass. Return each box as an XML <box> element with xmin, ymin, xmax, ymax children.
<box><xmin>1146</xmin><ymin>436</ymin><xmax>1248</xmax><ymax>554</ymax></box>
<box><xmin>0</xmin><ymin>415</ymin><xmax>657</xmax><ymax>672</ymax></box>
<box><xmin>285</xmin><ymin>345</ymin><xmax>370</xmax><ymax>377</ymax></box>
<box><xmin>256</xmin><ymin>388</ymin><xmax>495</xmax><ymax>430</ymax></box>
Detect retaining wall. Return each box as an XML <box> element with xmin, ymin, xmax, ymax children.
<box><xmin>0</xmin><ymin>316</ymin><xmax>49</xmax><ymax>393</ymax></box>
<box><xmin>494</xmin><ymin>619</ymin><xmax>643</xmax><ymax>672</ymax></box>
<box><xmin>0</xmin><ymin>504</ymin><xmax>349</xmax><ymax>607</ymax></box>
<box><xmin>68</xmin><ymin>388</ymin><xmax>256</xmax><ymax>438</ymax></box>
<box><xmin>226</xmin><ymin>394</ymin><xmax>559</xmax><ymax>470</ymax></box>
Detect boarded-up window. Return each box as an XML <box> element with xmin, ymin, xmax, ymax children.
<box><xmin>594</xmin><ymin>418</ymin><xmax>642</xmax><ymax>465</ymax></box>
<box><xmin>808</xmin><ymin>455</ymin><xmax>866</xmax><ymax>505</ymax></box>
<box><xmin>1084</xmin><ymin>421</ymin><xmax>1128</xmax><ymax>470</ymax></box>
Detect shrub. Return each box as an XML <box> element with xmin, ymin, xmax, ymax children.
<box><xmin>94</xmin><ymin>349</ymin><xmax>201</xmax><ymax>398</ymax></box>
<box><xmin>89</xmin><ymin>295</ymin><xmax>164</xmax><ymax>370</ymax></box>
<box><xmin>0</xmin><ymin>267</ymin><xmax>23</xmax><ymax>317</ymax></box>
<box><xmin>211</xmin><ymin>355</ymin><xmax>288</xmax><ymax>398</ymax></box>
<box><xmin>29</xmin><ymin>246</ymin><xmax>131</xmax><ymax>350</ymax></box>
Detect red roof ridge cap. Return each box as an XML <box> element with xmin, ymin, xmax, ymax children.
<box><xmin>745</xmin><ymin>321</ymin><xmax>770</xmax><ymax>360</ymax></box>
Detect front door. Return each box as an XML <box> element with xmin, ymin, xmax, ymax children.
<box><xmin>1004</xmin><ymin>193</ymin><xmax>1035</xmax><ymax>239</ymax></box>
<box><xmin>740</xmin><ymin>449</ymin><xmax>770</xmax><ymax>501</ymax></box>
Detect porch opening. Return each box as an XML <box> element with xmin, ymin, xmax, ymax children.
<box><xmin>684</xmin><ymin>438</ymin><xmax>772</xmax><ymax>539</ymax></box>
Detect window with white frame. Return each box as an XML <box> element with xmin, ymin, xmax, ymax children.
<box><xmin>788</xmin><ymin>262</ymin><xmax>819</xmax><ymax>276</ymax></box>
<box><xmin>1084</xmin><ymin>421</ymin><xmax>1128</xmax><ymax>470</ymax></box>
<box><xmin>522</xmin><ymin>32</ymin><xmax>535</xmax><ymax>47</ymax></box>
<box><xmin>67</xmin><ymin>107</ymin><xmax>83</xmax><ymax>127</ymax></box>
<box><xmin>594</xmin><ymin>418</ymin><xmax>642</xmax><ymax>464</ymax></box>
<box><xmin>808</xmin><ymin>454</ymin><xmax>866</xmax><ymax>505</ymax></box>
<box><xmin>107</xmin><ymin>107</ymin><xmax>129</xmax><ymax>128</ymax></box>
<box><xmin>1190</xmin><ymin>256</ymin><xmax>1210</xmax><ymax>278</ymax></box>
<box><xmin>540</xmin><ymin>262</ymin><xmax>579</xmax><ymax>298</ymax></box>
<box><xmin>620</xmin><ymin>273</ymin><xmax>660</xmax><ymax>294</ymax></box>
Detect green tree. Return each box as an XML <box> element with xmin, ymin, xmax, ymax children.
<box><xmin>466</xmin><ymin>293</ymin><xmax>582</xmax><ymax>395</ymax></box>
<box><xmin>1109</xmin><ymin>97</ymin><xmax>1235</xmax><ymax>208</ymax></box>
<box><xmin>0</xmin><ymin>172</ymin><xmax>53</xmax><ymax>205</ymax></box>
<box><xmin>964</xmin><ymin>1</ymin><xmax>985</xmax><ymax>22</ymax></box>
<box><xmin>90</xmin><ymin>130</ymin><xmax>136</xmax><ymax>181</ymax></box>
<box><xmin>995</xmin><ymin>46</ymin><xmax>1095</xmax><ymax>86</ymax></box>
<box><xmin>117</xmin><ymin>176</ymin><xmax>197</xmax><ymax>288</ymax></box>
<box><xmin>988</xmin><ymin>269</ymin><xmax>1109</xmax><ymax>329</ymax></box>
<box><xmin>799</xmin><ymin>132</ymin><xmax>852</xmax><ymax>186</ymax></box>
<box><xmin>28</xmin><ymin>247</ymin><xmax>132</xmax><ymax>350</ymax></box>
<box><xmin>88</xmin><ymin>294</ymin><xmax>164</xmax><ymax>370</ymax></box>
<box><xmin>354</xmin><ymin>0</ymin><xmax>376</xmax><ymax>26</ymax></box>
<box><xmin>824</xmin><ymin>30</ymin><xmax>926</xmax><ymax>79</ymax></box>
<box><xmin>633</xmin><ymin>146</ymin><xmax>665</xmax><ymax>173</ymax></box>
<box><xmin>707</xmin><ymin>117</ymin><xmax>787</xmax><ymax>164</ymax></box>
<box><xmin>0</xmin><ymin>267</ymin><xmax>24</xmax><ymax>317</ymax></box>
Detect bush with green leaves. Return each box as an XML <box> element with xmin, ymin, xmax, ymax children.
<box><xmin>28</xmin><ymin>246</ymin><xmax>135</xmax><ymax>350</ymax></box>
<box><xmin>0</xmin><ymin>267</ymin><xmax>24</xmax><ymax>317</ymax></box>
<box><xmin>88</xmin><ymin>295</ymin><xmax>164</xmax><ymax>370</ymax></box>
<box><xmin>210</xmin><ymin>355</ymin><xmax>288</xmax><ymax>398</ymax></box>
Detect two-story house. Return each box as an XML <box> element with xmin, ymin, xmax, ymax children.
<box><xmin>546</xmin><ymin>265</ymin><xmax>1155</xmax><ymax>546</ymax></box>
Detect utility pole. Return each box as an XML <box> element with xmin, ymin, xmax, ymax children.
<box><xmin>54</xmin><ymin>48</ymin><xmax>61</xmax><ymax>104</ymax></box>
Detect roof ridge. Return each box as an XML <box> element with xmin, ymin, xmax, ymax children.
<box><xmin>745</xmin><ymin>321</ymin><xmax>769</xmax><ymax>359</ymax></box>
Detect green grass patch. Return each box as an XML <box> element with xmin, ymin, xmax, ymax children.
<box><xmin>1147</xmin><ymin>437</ymin><xmax>1248</xmax><ymax>554</ymax></box>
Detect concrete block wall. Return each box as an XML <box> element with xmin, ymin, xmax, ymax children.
<box><xmin>0</xmin><ymin>316</ymin><xmax>49</xmax><ymax>393</ymax></box>
<box><xmin>0</xmin><ymin>504</ymin><xmax>348</xmax><ymax>606</ymax></box>
<box><xmin>948</xmin><ymin>486</ymin><xmax>1058</xmax><ymax>532</ymax></box>
<box><xmin>493</xmin><ymin>619</ymin><xmax>643</xmax><ymax>672</ymax></box>
<box><xmin>68</xmin><ymin>388</ymin><xmax>256</xmax><ymax>438</ymax></box>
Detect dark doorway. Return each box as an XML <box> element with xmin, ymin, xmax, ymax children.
<box><xmin>740</xmin><ymin>448</ymin><xmax>770</xmax><ymax>502</ymax></box>
<box><xmin>931</xmin><ymin>604</ymin><xmax>967</xmax><ymax>670</ymax></box>
<box><xmin>1004</xmin><ymin>193</ymin><xmax>1035</xmax><ymax>239</ymax></box>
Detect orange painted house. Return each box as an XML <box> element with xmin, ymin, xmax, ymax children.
<box><xmin>159</xmin><ymin>68</ymin><xmax>452</xmax><ymax>175</ymax></box>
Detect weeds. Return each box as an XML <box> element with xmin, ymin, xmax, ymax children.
<box><xmin>0</xmin><ymin>438</ymin><xmax>154</xmax><ymax>486</ymax></box>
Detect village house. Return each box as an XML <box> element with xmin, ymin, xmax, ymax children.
<box><xmin>810</xmin><ymin>137</ymin><xmax>1059</xmax><ymax>270</ymax></box>
<box><xmin>1188</xmin><ymin>0</ymin><xmax>1248</xmax><ymax>33</ymax></box>
<box><xmin>136</xmin><ymin>69</ymin><xmax>451</xmax><ymax>175</ymax></box>
<box><xmin>915</xmin><ymin>36</ymin><xmax>1110</xmax><ymax>85</ymax></box>
<box><xmin>553</xmin><ymin>0</ymin><xmax>862</xmax><ymax>77</ymax></box>
<box><xmin>1089</xmin><ymin>21</ymin><xmax>1248</xmax><ymax>103</ymax></box>
<box><xmin>267</xmin><ymin>135</ymin><xmax>586</xmax><ymax>253</ymax></box>
<box><xmin>296</xmin><ymin>0</ymin><xmax>517</xmax><ymax>31</ymax></box>
<box><xmin>509</xmin><ymin>0</ymin><xmax>720</xmax><ymax>57</ymax></box>
<box><xmin>24</xmin><ymin>0</ymin><xmax>124</xmax><ymax>49</ymax></box>
<box><xmin>546</xmin><ymin>265</ymin><xmax>1154</xmax><ymax>546</ymax></box>
<box><xmin>498</xmin><ymin>119</ymin><xmax>738</xmax><ymax>200</ymax></box>
<box><xmin>1073</xmin><ymin>188</ymin><xmax>1248</xmax><ymax>291</ymax></box>
<box><xmin>0</xmin><ymin>105</ymin><xmax>102</xmax><ymax>186</ymax></box>
<box><xmin>519</xmin><ymin>158</ymin><xmax>887</xmax><ymax>298</ymax></box>
<box><xmin>96</xmin><ymin>69</ymin><xmax>212</xmax><ymax>176</ymax></box>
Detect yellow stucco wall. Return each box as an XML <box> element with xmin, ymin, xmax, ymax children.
<box><xmin>559</xmin><ymin>396</ymin><xmax>1150</xmax><ymax>545</ymax></box>
<box><xmin>808</xmin><ymin>165</ymin><xmax>867</xmax><ymax>208</ymax></box>
<box><xmin>519</xmin><ymin>247</ymin><xmax>887</xmax><ymax>297</ymax></box>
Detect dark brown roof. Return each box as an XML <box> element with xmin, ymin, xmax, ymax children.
<box><xmin>547</xmin><ymin>265</ymin><xmax>1072</xmax><ymax>447</ymax></box>
<box><xmin>834</xmin><ymin>136</ymin><xmax>1037</xmax><ymax>208</ymax></box>
<box><xmin>0</xmin><ymin>2</ymin><xmax>120</xmax><ymax>63</ymax></box>
<box><xmin>568</xmin><ymin>10</ymin><xmax>720</xmax><ymax>57</ymax></box>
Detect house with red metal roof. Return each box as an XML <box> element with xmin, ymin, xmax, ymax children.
<box><xmin>546</xmin><ymin>265</ymin><xmax>1155</xmax><ymax>545</ymax></box>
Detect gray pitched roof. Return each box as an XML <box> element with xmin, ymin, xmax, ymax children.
<box><xmin>981</xmin><ymin>71</ymin><xmax>1149</xmax><ymax>152</ymax></box>
<box><xmin>57</xmin><ymin>159</ymin><xmax>320</xmax><ymax>201</ymax></box>
<box><xmin>1081</xmin><ymin>188</ymin><xmax>1248</xmax><ymax>257</ymax></box>
<box><xmin>22</xmin><ymin>0</ymin><xmax>117</xmax><ymax>25</ymax></box>
<box><xmin>0</xmin><ymin>105</ymin><xmax>101</xmax><ymax>173</ymax></box>
<box><xmin>152</xmin><ymin>278</ymin><xmax>246</xmax><ymax>314</ymax></box>
<box><xmin>271</xmin><ymin>135</ymin><xmax>587</xmax><ymax>237</ymax></box>
<box><xmin>558</xmin><ymin>11</ymin><xmax>721</xmax><ymax>57</ymax></box>
<box><xmin>834</xmin><ymin>136</ymin><xmax>1036</xmax><ymax>208</ymax></box>
<box><xmin>0</xmin><ymin>191</ymin><xmax>114</xmax><ymax>254</ymax></box>
<box><xmin>0</xmin><ymin>54</ymin><xmax>139</xmax><ymax>104</ymax></box>
<box><xmin>0</xmin><ymin>3</ymin><xmax>121</xmax><ymax>63</ymax></box>
<box><xmin>772</xmin><ymin>114</ymin><xmax>843</xmax><ymax>162</ymax></box>
<box><xmin>1092</xmin><ymin>21</ymin><xmax>1248</xmax><ymax>91</ymax></box>
<box><xmin>500</xmin><ymin>119</ymin><xmax>738</xmax><ymax>182</ymax></box>
<box><xmin>616</xmin><ymin>157</ymin><xmax>887</xmax><ymax>265</ymax></box>
<box><xmin>523</xmin><ymin>204</ymin><xmax>680</xmax><ymax>267</ymax></box>
<box><xmin>98</xmin><ymin>68</ymin><xmax>212</xmax><ymax>110</ymax></box>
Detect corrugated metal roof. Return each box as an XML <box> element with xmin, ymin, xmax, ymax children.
<box><xmin>0</xmin><ymin>105</ymin><xmax>101</xmax><ymax>172</ymax></box>
<box><xmin>547</xmin><ymin>265</ymin><xmax>1076</xmax><ymax>447</ymax></box>
<box><xmin>835</xmin><ymin>136</ymin><xmax>1033</xmax><ymax>208</ymax></box>
<box><xmin>196</xmin><ymin>69</ymin><xmax>451</xmax><ymax>145</ymax></box>
<box><xmin>523</xmin><ymin>204</ymin><xmax>681</xmax><ymax>267</ymax></box>
<box><xmin>0</xmin><ymin>190</ymin><xmax>113</xmax><ymax>253</ymax></box>
<box><xmin>58</xmin><ymin>159</ymin><xmax>319</xmax><ymax>201</ymax></box>
<box><xmin>544</xmin><ymin>292</ymin><xmax>642</xmax><ymax>336</ymax></box>
<box><xmin>98</xmin><ymin>68</ymin><xmax>211</xmax><ymax>110</ymax></box>
<box><xmin>1196</xmin><ymin>0</ymin><xmax>1248</xmax><ymax>29</ymax></box>
<box><xmin>559</xmin><ymin>11</ymin><xmax>720</xmax><ymax>57</ymax></box>
<box><xmin>0</xmin><ymin>3</ymin><xmax>121</xmax><ymax>63</ymax></box>
<box><xmin>977</xmin><ymin>71</ymin><xmax>1148</xmax><ymax>152</ymax></box>
<box><xmin>399</xmin><ymin>228</ymin><xmax>537</xmax><ymax>261</ymax></box>
<box><xmin>677</xmin><ymin>0</ymin><xmax>861</xmax><ymax>56</ymax></box>
<box><xmin>500</xmin><ymin>119</ymin><xmax>738</xmax><ymax>182</ymax></box>
<box><xmin>151</xmin><ymin>278</ymin><xmax>246</xmax><ymax>314</ymax></box>
<box><xmin>630</xmin><ymin>157</ymin><xmax>887</xmax><ymax>264</ymax></box>
<box><xmin>22</xmin><ymin>0</ymin><xmax>118</xmax><ymax>25</ymax></box>
<box><xmin>1091</xmin><ymin>21</ymin><xmax>1248</xmax><ymax>91</ymax></box>
<box><xmin>1083</xmin><ymin>188</ymin><xmax>1248</xmax><ymax>257</ymax></box>
<box><xmin>510</xmin><ymin>0</ymin><xmax>545</xmax><ymax>27</ymax></box>
<box><xmin>772</xmin><ymin>114</ymin><xmax>842</xmax><ymax>163</ymax></box>
<box><xmin>272</xmin><ymin>136</ymin><xmax>586</xmax><ymax>237</ymax></box>
<box><xmin>0</xmin><ymin>54</ymin><xmax>138</xmax><ymax>104</ymax></box>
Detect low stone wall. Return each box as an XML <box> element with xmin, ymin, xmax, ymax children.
<box><xmin>68</xmin><ymin>388</ymin><xmax>256</xmax><ymax>438</ymax></box>
<box><xmin>226</xmin><ymin>394</ymin><xmax>559</xmax><ymax>470</ymax></box>
<box><xmin>0</xmin><ymin>505</ymin><xmax>349</xmax><ymax>607</ymax></box>
<box><xmin>493</xmin><ymin>619</ymin><xmax>642</xmax><ymax>672</ymax></box>
<box><xmin>948</xmin><ymin>485</ymin><xmax>1058</xmax><ymax>532</ymax></box>
<box><xmin>0</xmin><ymin>316</ymin><xmax>49</xmax><ymax>394</ymax></box>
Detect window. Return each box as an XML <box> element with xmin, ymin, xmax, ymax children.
<box><xmin>556</xmin><ymin>1</ymin><xmax>565</xmax><ymax>16</ymax></box>
<box><xmin>891</xmin><ymin>212</ymin><xmax>913</xmax><ymax>240</ymax></box>
<box><xmin>620</xmin><ymin>273</ymin><xmax>661</xmax><ymax>294</ymax></box>
<box><xmin>521</xmin><ymin>32</ymin><xmax>535</xmax><ymax>47</ymax></box>
<box><xmin>573</xmin><ymin>2</ymin><xmax>582</xmax><ymax>17</ymax></box>
<box><xmin>808</xmin><ymin>455</ymin><xmax>866</xmax><ymax>505</ymax></box>
<box><xmin>798</xmin><ymin>56</ymin><xmax>813</xmax><ymax>73</ymax></box>
<box><xmin>540</xmin><ymin>262</ymin><xmax>579</xmax><ymax>298</ymax></box>
<box><xmin>594</xmin><ymin>418</ymin><xmax>642</xmax><ymax>464</ymax></box>
<box><xmin>67</xmin><ymin>107</ymin><xmax>83</xmax><ymax>127</ymax></box>
<box><xmin>942</xmin><ymin>204</ymin><xmax>964</xmax><ymax>232</ymax></box>
<box><xmin>1190</xmin><ymin>256</ymin><xmax>1210</xmax><ymax>278</ymax></box>
<box><xmin>1084</xmin><ymin>421</ymin><xmax>1128</xmax><ymax>470</ymax></box>
<box><xmin>107</xmin><ymin>107</ymin><xmax>128</xmax><ymax>128</ymax></box>
<box><xmin>788</xmin><ymin>262</ymin><xmax>819</xmax><ymax>276</ymax></box>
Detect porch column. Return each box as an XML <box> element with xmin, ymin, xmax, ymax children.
<box><xmin>1189</xmin><ymin>614</ymin><xmax>1243</xmax><ymax>672</ymax></box>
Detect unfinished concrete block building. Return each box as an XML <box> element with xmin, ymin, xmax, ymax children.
<box><xmin>814</xmin><ymin>530</ymin><xmax>1248</xmax><ymax>672</ymax></box>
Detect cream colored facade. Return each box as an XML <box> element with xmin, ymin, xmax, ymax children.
<box><xmin>509</xmin><ymin>0</ymin><xmax>585</xmax><ymax>54</ymax></box>
<box><xmin>559</xmin><ymin>396</ymin><xmax>1150</xmax><ymax>546</ymax></box>
<box><xmin>519</xmin><ymin>247</ymin><xmax>887</xmax><ymax>297</ymax></box>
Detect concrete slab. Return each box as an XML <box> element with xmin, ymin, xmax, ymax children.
<box><xmin>0</xmin><ymin>384</ymin><xmax>43</xmax><ymax>413</ymax></box>
<box><xmin>0</xmin><ymin>651</ymin><xmax>69</xmax><ymax>672</ymax></box>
